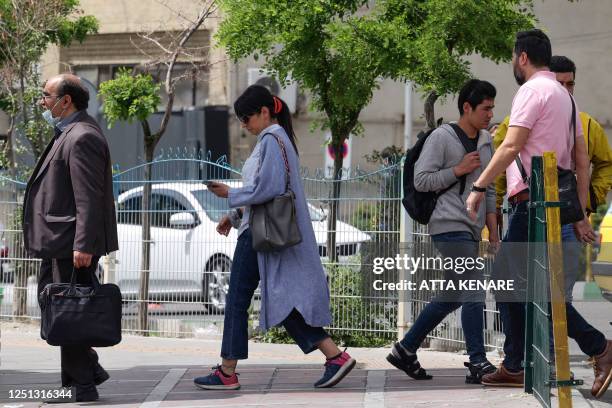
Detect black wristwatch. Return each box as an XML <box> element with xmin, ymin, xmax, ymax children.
<box><xmin>471</xmin><ymin>184</ymin><xmax>486</xmax><ymax>193</ymax></box>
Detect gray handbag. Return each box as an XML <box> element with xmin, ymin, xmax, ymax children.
<box><xmin>250</xmin><ymin>133</ymin><xmax>302</xmax><ymax>252</ymax></box>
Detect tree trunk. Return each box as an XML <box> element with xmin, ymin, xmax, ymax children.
<box><xmin>138</xmin><ymin>121</ymin><xmax>154</xmax><ymax>335</ymax></box>
<box><xmin>326</xmin><ymin>137</ymin><xmax>347</xmax><ymax>264</ymax></box>
<box><xmin>424</xmin><ymin>91</ymin><xmax>439</xmax><ymax>130</ymax></box>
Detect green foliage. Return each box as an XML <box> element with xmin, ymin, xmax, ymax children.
<box><xmin>0</xmin><ymin>0</ymin><xmax>98</xmax><ymax>173</ymax></box>
<box><xmin>361</xmin><ymin>0</ymin><xmax>535</xmax><ymax>98</ymax></box>
<box><xmin>0</xmin><ymin>0</ymin><xmax>98</xmax><ymax>71</ymax></box>
<box><xmin>350</xmin><ymin>202</ymin><xmax>378</xmax><ymax>232</ymax></box>
<box><xmin>217</xmin><ymin>0</ymin><xmax>536</xmax><ymax>139</ymax></box>
<box><xmin>98</xmin><ymin>69</ymin><xmax>161</xmax><ymax>127</ymax></box>
<box><xmin>217</xmin><ymin>0</ymin><xmax>380</xmax><ymax>144</ymax></box>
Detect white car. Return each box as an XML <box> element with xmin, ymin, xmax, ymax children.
<box><xmin>111</xmin><ymin>182</ymin><xmax>370</xmax><ymax>312</ymax></box>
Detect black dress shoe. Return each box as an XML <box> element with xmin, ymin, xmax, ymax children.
<box><xmin>94</xmin><ymin>364</ymin><xmax>110</xmax><ymax>385</ymax></box>
<box><xmin>75</xmin><ymin>384</ymin><xmax>99</xmax><ymax>402</ymax></box>
<box><xmin>64</xmin><ymin>364</ymin><xmax>110</xmax><ymax>388</ymax></box>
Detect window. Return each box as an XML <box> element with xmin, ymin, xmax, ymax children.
<box><xmin>150</xmin><ymin>193</ymin><xmax>194</xmax><ymax>228</ymax></box>
<box><xmin>117</xmin><ymin>195</ymin><xmax>142</xmax><ymax>225</ymax></box>
<box><xmin>192</xmin><ymin>189</ymin><xmax>229</xmax><ymax>223</ymax></box>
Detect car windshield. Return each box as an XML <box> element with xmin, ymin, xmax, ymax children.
<box><xmin>192</xmin><ymin>189</ymin><xmax>230</xmax><ymax>222</ymax></box>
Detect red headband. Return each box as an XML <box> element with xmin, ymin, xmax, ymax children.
<box><xmin>272</xmin><ymin>96</ymin><xmax>282</xmax><ymax>114</ymax></box>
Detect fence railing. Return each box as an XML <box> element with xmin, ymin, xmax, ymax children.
<box><xmin>0</xmin><ymin>156</ymin><xmax>503</xmax><ymax>350</ymax></box>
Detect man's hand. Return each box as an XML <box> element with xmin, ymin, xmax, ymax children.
<box><xmin>496</xmin><ymin>207</ymin><xmax>504</xmax><ymax>238</ymax></box>
<box><xmin>74</xmin><ymin>250</ymin><xmax>93</xmax><ymax>268</ymax></box>
<box><xmin>216</xmin><ymin>215</ymin><xmax>232</xmax><ymax>236</ymax></box>
<box><xmin>488</xmin><ymin>232</ymin><xmax>501</xmax><ymax>255</ymax></box>
<box><xmin>453</xmin><ymin>152</ymin><xmax>481</xmax><ymax>177</ymax></box>
<box><xmin>466</xmin><ymin>191</ymin><xmax>485</xmax><ymax>221</ymax></box>
<box><xmin>207</xmin><ymin>181</ymin><xmax>230</xmax><ymax>198</ymax></box>
<box><xmin>573</xmin><ymin>218</ymin><xmax>596</xmax><ymax>244</ymax></box>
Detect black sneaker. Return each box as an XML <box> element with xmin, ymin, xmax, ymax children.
<box><xmin>386</xmin><ymin>342</ymin><xmax>432</xmax><ymax>380</ymax></box>
<box><xmin>465</xmin><ymin>360</ymin><xmax>497</xmax><ymax>384</ymax></box>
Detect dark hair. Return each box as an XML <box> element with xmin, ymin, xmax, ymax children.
<box><xmin>514</xmin><ymin>29</ymin><xmax>551</xmax><ymax>68</ymax></box>
<box><xmin>57</xmin><ymin>75</ymin><xmax>90</xmax><ymax>110</ymax></box>
<box><xmin>234</xmin><ymin>84</ymin><xmax>298</xmax><ymax>155</ymax></box>
<box><xmin>550</xmin><ymin>55</ymin><xmax>576</xmax><ymax>78</ymax></box>
<box><xmin>457</xmin><ymin>79</ymin><xmax>497</xmax><ymax>115</ymax></box>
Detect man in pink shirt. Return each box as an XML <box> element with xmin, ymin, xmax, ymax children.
<box><xmin>465</xmin><ymin>29</ymin><xmax>611</xmax><ymax>398</ymax></box>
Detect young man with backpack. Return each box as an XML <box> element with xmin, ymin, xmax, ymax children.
<box><xmin>390</xmin><ymin>79</ymin><xmax>500</xmax><ymax>383</ymax></box>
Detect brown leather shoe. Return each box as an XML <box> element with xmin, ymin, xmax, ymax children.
<box><xmin>481</xmin><ymin>364</ymin><xmax>524</xmax><ymax>387</ymax></box>
<box><xmin>591</xmin><ymin>339</ymin><xmax>612</xmax><ymax>398</ymax></box>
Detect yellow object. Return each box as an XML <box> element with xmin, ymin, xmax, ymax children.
<box><xmin>593</xmin><ymin>204</ymin><xmax>612</xmax><ymax>293</ymax></box>
<box><xmin>543</xmin><ymin>152</ymin><xmax>573</xmax><ymax>408</ymax></box>
<box><xmin>494</xmin><ymin>113</ymin><xmax>612</xmax><ymax>212</ymax></box>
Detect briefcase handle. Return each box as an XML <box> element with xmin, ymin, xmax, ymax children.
<box><xmin>64</xmin><ymin>266</ymin><xmax>102</xmax><ymax>296</ymax></box>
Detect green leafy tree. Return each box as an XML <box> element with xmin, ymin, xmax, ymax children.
<box><xmin>217</xmin><ymin>0</ymin><xmax>536</xmax><ymax>262</ymax></box>
<box><xmin>0</xmin><ymin>0</ymin><xmax>97</xmax><ymax>320</ymax></box>
<box><xmin>0</xmin><ymin>0</ymin><xmax>98</xmax><ymax>177</ymax></box>
<box><xmin>217</xmin><ymin>0</ymin><xmax>400</xmax><ymax>263</ymax></box>
<box><xmin>370</xmin><ymin>0</ymin><xmax>536</xmax><ymax>129</ymax></box>
<box><xmin>98</xmin><ymin>2</ymin><xmax>215</xmax><ymax>333</ymax></box>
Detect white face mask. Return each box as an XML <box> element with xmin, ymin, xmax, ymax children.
<box><xmin>42</xmin><ymin>96</ymin><xmax>65</xmax><ymax>126</ymax></box>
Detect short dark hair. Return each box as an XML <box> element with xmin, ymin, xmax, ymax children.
<box><xmin>57</xmin><ymin>76</ymin><xmax>89</xmax><ymax>110</ymax></box>
<box><xmin>550</xmin><ymin>55</ymin><xmax>576</xmax><ymax>78</ymax></box>
<box><xmin>457</xmin><ymin>79</ymin><xmax>496</xmax><ymax>116</ymax></box>
<box><xmin>514</xmin><ymin>29</ymin><xmax>551</xmax><ymax>68</ymax></box>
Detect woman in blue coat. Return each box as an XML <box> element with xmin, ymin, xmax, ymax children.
<box><xmin>194</xmin><ymin>85</ymin><xmax>356</xmax><ymax>390</ymax></box>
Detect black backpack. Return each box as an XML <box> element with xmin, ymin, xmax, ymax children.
<box><xmin>402</xmin><ymin>125</ymin><xmax>475</xmax><ymax>225</ymax></box>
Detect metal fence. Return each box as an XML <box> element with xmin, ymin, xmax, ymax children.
<box><xmin>0</xmin><ymin>155</ymin><xmax>503</xmax><ymax>351</ymax></box>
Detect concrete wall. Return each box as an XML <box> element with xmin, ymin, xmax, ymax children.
<box><xmin>40</xmin><ymin>0</ymin><xmax>228</xmax><ymax>106</ymax></box>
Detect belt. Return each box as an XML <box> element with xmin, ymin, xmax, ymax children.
<box><xmin>508</xmin><ymin>190</ymin><xmax>530</xmax><ymax>206</ymax></box>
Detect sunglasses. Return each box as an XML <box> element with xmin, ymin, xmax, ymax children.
<box><xmin>237</xmin><ymin>114</ymin><xmax>251</xmax><ymax>124</ymax></box>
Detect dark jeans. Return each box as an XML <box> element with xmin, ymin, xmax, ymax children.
<box><xmin>400</xmin><ymin>231</ymin><xmax>487</xmax><ymax>364</ymax></box>
<box><xmin>495</xmin><ymin>201</ymin><xmax>607</xmax><ymax>372</ymax></box>
<box><xmin>221</xmin><ymin>229</ymin><xmax>329</xmax><ymax>360</ymax></box>
<box><xmin>38</xmin><ymin>257</ymin><xmax>103</xmax><ymax>388</ymax></box>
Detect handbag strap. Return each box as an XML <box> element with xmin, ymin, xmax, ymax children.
<box><xmin>515</xmin><ymin>91</ymin><xmax>577</xmax><ymax>183</ymax></box>
<box><xmin>263</xmin><ymin>132</ymin><xmax>291</xmax><ymax>191</ymax></box>
<box><xmin>68</xmin><ymin>265</ymin><xmax>101</xmax><ymax>293</ymax></box>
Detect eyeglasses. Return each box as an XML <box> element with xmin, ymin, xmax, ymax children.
<box><xmin>41</xmin><ymin>93</ymin><xmax>63</xmax><ymax>101</ymax></box>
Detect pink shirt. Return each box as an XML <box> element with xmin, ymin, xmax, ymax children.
<box><xmin>506</xmin><ymin>70</ymin><xmax>583</xmax><ymax>197</ymax></box>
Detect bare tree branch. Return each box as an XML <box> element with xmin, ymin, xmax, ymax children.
<box><xmin>152</xmin><ymin>0</ymin><xmax>217</xmax><ymax>143</ymax></box>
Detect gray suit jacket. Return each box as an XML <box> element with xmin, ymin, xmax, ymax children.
<box><xmin>23</xmin><ymin>111</ymin><xmax>119</xmax><ymax>259</ymax></box>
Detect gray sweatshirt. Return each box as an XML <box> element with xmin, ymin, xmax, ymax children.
<box><xmin>414</xmin><ymin>124</ymin><xmax>496</xmax><ymax>241</ymax></box>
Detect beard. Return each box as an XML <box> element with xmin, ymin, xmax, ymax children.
<box><xmin>513</xmin><ymin>64</ymin><xmax>526</xmax><ymax>86</ymax></box>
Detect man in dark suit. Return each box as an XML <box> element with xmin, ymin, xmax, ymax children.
<box><xmin>23</xmin><ymin>74</ymin><xmax>118</xmax><ymax>402</ymax></box>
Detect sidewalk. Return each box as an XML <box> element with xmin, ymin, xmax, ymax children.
<box><xmin>0</xmin><ymin>315</ymin><xmax>609</xmax><ymax>408</ymax></box>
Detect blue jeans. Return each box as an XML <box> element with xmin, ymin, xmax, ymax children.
<box><xmin>400</xmin><ymin>231</ymin><xmax>487</xmax><ymax>364</ymax></box>
<box><xmin>220</xmin><ymin>229</ymin><xmax>329</xmax><ymax>360</ymax></box>
<box><xmin>495</xmin><ymin>201</ymin><xmax>607</xmax><ymax>372</ymax></box>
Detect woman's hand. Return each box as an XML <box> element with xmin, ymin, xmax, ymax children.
<box><xmin>207</xmin><ymin>181</ymin><xmax>229</xmax><ymax>198</ymax></box>
<box><xmin>216</xmin><ymin>215</ymin><xmax>232</xmax><ymax>236</ymax></box>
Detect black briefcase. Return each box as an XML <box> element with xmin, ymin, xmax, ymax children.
<box><xmin>39</xmin><ymin>267</ymin><xmax>122</xmax><ymax>347</ymax></box>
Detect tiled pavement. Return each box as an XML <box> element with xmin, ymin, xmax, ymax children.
<box><xmin>1</xmin><ymin>299</ymin><xmax>610</xmax><ymax>408</ymax></box>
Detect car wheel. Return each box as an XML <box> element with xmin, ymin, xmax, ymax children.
<box><xmin>203</xmin><ymin>254</ymin><xmax>232</xmax><ymax>313</ymax></box>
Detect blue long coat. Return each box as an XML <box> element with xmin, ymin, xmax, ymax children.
<box><xmin>228</xmin><ymin>124</ymin><xmax>332</xmax><ymax>330</ymax></box>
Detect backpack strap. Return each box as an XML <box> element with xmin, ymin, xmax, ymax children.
<box><xmin>448</xmin><ymin>124</ymin><xmax>479</xmax><ymax>195</ymax></box>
